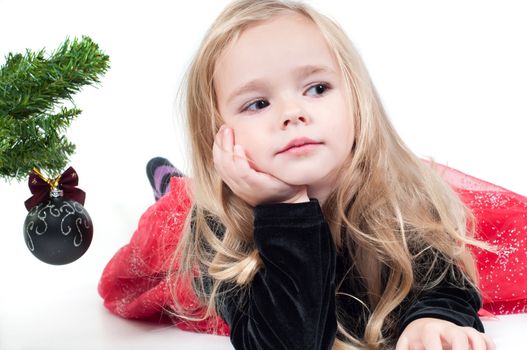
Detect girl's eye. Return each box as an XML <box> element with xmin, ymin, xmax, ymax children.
<box><xmin>240</xmin><ymin>83</ymin><xmax>331</xmax><ymax>113</ymax></box>
<box><xmin>306</xmin><ymin>83</ymin><xmax>331</xmax><ymax>97</ymax></box>
<box><xmin>242</xmin><ymin>99</ymin><xmax>269</xmax><ymax>112</ymax></box>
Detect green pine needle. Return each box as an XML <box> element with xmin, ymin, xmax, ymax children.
<box><xmin>0</xmin><ymin>36</ymin><xmax>110</xmax><ymax>181</ymax></box>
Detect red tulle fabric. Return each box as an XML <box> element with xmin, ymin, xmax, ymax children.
<box><xmin>98</xmin><ymin>161</ymin><xmax>527</xmax><ymax>336</ymax></box>
<box><xmin>425</xmin><ymin>161</ymin><xmax>527</xmax><ymax>316</ymax></box>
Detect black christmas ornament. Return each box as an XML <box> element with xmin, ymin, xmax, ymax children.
<box><xmin>23</xmin><ymin>167</ymin><xmax>93</xmax><ymax>265</ymax></box>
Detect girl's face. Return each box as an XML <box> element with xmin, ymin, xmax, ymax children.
<box><xmin>214</xmin><ymin>13</ymin><xmax>354</xmax><ymax>197</ymax></box>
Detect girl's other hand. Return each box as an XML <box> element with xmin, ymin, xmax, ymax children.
<box><xmin>213</xmin><ymin>125</ymin><xmax>309</xmax><ymax>207</ymax></box>
<box><xmin>396</xmin><ymin>317</ymin><xmax>496</xmax><ymax>350</ymax></box>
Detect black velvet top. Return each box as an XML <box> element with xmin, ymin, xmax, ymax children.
<box><xmin>206</xmin><ymin>199</ymin><xmax>484</xmax><ymax>350</ymax></box>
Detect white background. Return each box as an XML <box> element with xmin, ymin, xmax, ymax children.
<box><xmin>0</xmin><ymin>1</ymin><xmax>526</xmax><ymax>349</ymax></box>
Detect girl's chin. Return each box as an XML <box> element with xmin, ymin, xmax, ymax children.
<box><xmin>273</xmin><ymin>174</ymin><xmax>320</xmax><ymax>187</ymax></box>
<box><xmin>264</xmin><ymin>164</ymin><xmax>330</xmax><ymax>186</ymax></box>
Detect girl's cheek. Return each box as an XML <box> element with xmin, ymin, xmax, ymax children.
<box><xmin>233</xmin><ymin>129</ymin><xmax>266</xmax><ymax>172</ymax></box>
<box><xmin>233</xmin><ymin>128</ymin><xmax>250</xmax><ymax>150</ymax></box>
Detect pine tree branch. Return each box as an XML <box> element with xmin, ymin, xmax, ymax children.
<box><xmin>0</xmin><ymin>36</ymin><xmax>110</xmax><ymax>181</ymax></box>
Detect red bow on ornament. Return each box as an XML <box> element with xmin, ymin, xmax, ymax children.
<box><xmin>24</xmin><ymin>167</ymin><xmax>86</xmax><ymax>211</ymax></box>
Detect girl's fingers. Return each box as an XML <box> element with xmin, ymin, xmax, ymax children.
<box><xmin>215</xmin><ymin>125</ymin><xmax>225</xmax><ymax>150</ymax></box>
<box><xmin>213</xmin><ymin>128</ymin><xmax>225</xmax><ymax>165</ymax></box>
<box><xmin>448</xmin><ymin>331</ymin><xmax>469</xmax><ymax>350</ymax></box>
<box><xmin>223</xmin><ymin>127</ymin><xmax>234</xmax><ymax>153</ymax></box>
<box><xmin>212</xmin><ymin>134</ymin><xmax>224</xmax><ymax>172</ymax></box>
<box><xmin>394</xmin><ymin>335</ymin><xmax>409</xmax><ymax>350</ymax></box>
<box><xmin>220</xmin><ymin>138</ymin><xmax>245</xmax><ymax>184</ymax></box>
<box><xmin>233</xmin><ymin>144</ymin><xmax>252</xmax><ymax>180</ymax></box>
<box><xmin>214</xmin><ymin>127</ymin><xmax>253</xmax><ymax>190</ymax></box>
<box><xmin>421</xmin><ymin>332</ymin><xmax>442</xmax><ymax>350</ymax></box>
<box><xmin>464</xmin><ymin>328</ymin><xmax>494</xmax><ymax>350</ymax></box>
<box><xmin>482</xmin><ymin>333</ymin><xmax>497</xmax><ymax>350</ymax></box>
<box><xmin>213</xmin><ymin>127</ymin><xmax>235</xmax><ymax>184</ymax></box>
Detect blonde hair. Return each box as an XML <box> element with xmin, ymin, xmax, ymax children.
<box><xmin>167</xmin><ymin>1</ymin><xmax>493</xmax><ymax>349</ymax></box>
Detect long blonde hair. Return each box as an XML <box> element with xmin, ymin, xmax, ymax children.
<box><xmin>167</xmin><ymin>1</ymin><xmax>492</xmax><ymax>349</ymax></box>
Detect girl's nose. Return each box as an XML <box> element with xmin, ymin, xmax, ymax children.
<box><xmin>280</xmin><ymin>100</ymin><xmax>310</xmax><ymax>128</ymax></box>
<box><xmin>282</xmin><ymin>114</ymin><xmax>308</xmax><ymax>128</ymax></box>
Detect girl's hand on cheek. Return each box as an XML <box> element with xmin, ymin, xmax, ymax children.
<box><xmin>213</xmin><ymin>125</ymin><xmax>308</xmax><ymax>207</ymax></box>
<box><xmin>396</xmin><ymin>318</ymin><xmax>495</xmax><ymax>350</ymax></box>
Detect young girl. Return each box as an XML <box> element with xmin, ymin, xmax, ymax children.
<box><xmin>98</xmin><ymin>0</ymin><xmax>524</xmax><ymax>348</ymax></box>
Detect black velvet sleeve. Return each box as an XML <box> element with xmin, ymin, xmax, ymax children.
<box><xmin>397</xmin><ymin>259</ymin><xmax>485</xmax><ymax>336</ymax></box>
<box><xmin>216</xmin><ymin>199</ymin><xmax>337</xmax><ymax>350</ymax></box>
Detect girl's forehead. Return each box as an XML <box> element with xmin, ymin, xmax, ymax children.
<box><xmin>234</xmin><ymin>13</ymin><xmax>321</xmax><ymax>48</ymax></box>
<box><xmin>215</xmin><ymin>13</ymin><xmax>337</xmax><ymax>80</ymax></box>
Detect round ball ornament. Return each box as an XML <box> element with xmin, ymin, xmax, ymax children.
<box><xmin>23</xmin><ymin>167</ymin><xmax>93</xmax><ymax>265</ymax></box>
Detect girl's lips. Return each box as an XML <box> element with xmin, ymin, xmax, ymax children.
<box><xmin>278</xmin><ymin>143</ymin><xmax>322</xmax><ymax>156</ymax></box>
<box><xmin>277</xmin><ymin>137</ymin><xmax>321</xmax><ymax>154</ymax></box>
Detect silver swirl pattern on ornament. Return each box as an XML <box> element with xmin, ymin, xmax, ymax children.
<box><xmin>25</xmin><ymin>200</ymin><xmax>92</xmax><ymax>251</ymax></box>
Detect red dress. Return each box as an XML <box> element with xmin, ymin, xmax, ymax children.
<box><xmin>98</xmin><ymin>161</ymin><xmax>527</xmax><ymax>335</ymax></box>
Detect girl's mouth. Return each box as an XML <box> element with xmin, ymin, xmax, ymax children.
<box><xmin>279</xmin><ymin>143</ymin><xmax>322</xmax><ymax>156</ymax></box>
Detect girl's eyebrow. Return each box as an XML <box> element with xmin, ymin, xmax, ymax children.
<box><xmin>226</xmin><ymin>64</ymin><xmax>336</xmax><ymax>104</ymax></box>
